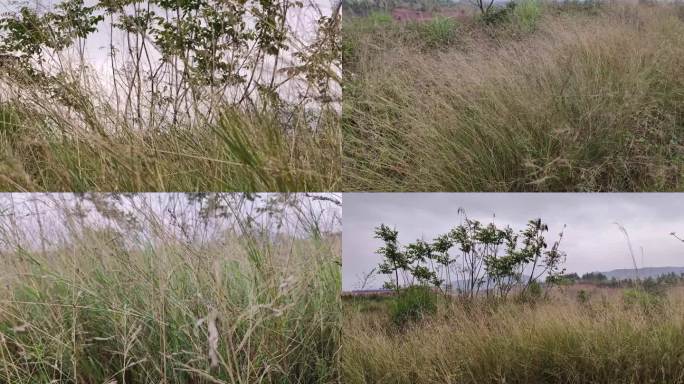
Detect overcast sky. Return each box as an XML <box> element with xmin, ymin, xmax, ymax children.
<box><xmin>342</xmin><ymin>193</ymin><xmax>684</xmax><ymax>291</ymax></box>
<box><xmin>0</xmin><ymin>0</ymin><xmax>334</xmax><ymax>100</ymax></box>
<box><xmin>0</xmin><ymin>193</ymin><xmax>341</xmax><ymax>251</ymax></box>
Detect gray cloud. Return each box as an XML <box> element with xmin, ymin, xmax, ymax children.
<box><xmin>342</xmin><ymin>193</ymin><xmax>684</xmax><ymax>291</ymax></box>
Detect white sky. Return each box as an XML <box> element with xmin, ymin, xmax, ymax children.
<box><xmin>342</xmin><ymin>193</ymin><xmax>684</xmax><ymax>291</ymax></box>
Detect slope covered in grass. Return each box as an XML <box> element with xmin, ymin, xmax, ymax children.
<box><xmin>343</xmin><ymin>2</ymin><xmax>684</xmax><ymax>191</ymax></box>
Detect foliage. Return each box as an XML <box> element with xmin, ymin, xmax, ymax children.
<box><xmin>375</xmin><ymin>224</ymin><xmax>407</xmax><ymax>291</ymax></box>
<box><xmin>513</xmin><ymin>0</ymin><xmax>541</xmax><ymax>32</ymax></box>
<box><xmin>372</xmin><ymin>212</ymin><xmax>567</xmax><ymax>299</ymax></box>
<box><xmin>581</xmin><ymin>272</ymin><xmax>608</xmax><ymax>282</ymax></box>
<box><xmin>520</xmin><ymin>280</ymin><xmax>543</xmax><ymax>302</ymax></box>
<box><xmin>1</xmin><ymin>0</ymin><xmax>288</xmax><ymax>89</ymax></box>
<box><xmin>576</xmin><ymin>289</ymin><xmax>590</xmax><ymax>305</ymax></box>
<box><xmin>480</xmin><ymin>2</ymin><xmax>517</xmax><ymax>25</ymax></box>
<box><xmin>409</xmin><ymin>17</ymin><xmax>458</xmax><ymax>48</ymax></box>
<box><xmin>622</xmin><ymin>288</ymin><xmax>664</xmax><ymax>314</ymax></box>
<box><xmin>390</xmin><ymin>285</ymin><xmax>438</xmax><ymax>327</ymax></box>
<box><xmin>570</xmin><ymin>272</ymin><xmax>684</xmax><ymax>292</ymax></box>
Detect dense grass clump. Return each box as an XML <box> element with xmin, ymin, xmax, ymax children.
<box><xmin>0</xmin><ymin>101</ymin><xmax>340</xmax><ymax>191</ymax></box>
<box><xmin>390</xmin><ymin>286</ymin><xmax>439</xmax><ymax>326</ymax></box>
<box><xmin>343</xmin><ymin>286</ymin><xmax>684</xmax><ymax>383</ymax></box>
<box><xmin>410</xmin><ymin>17</ymin><xmax>459</xmax><ymax>48</ymax></box>
<box><xmin>513</xmin><ymin>0</ymin><xmax>542</xmax><ymax>31</ymax></box>
<box><xmin>343</xmin><ymin>2</ymin><xmax>684</xmax><ymax>191</ymax></box>
<box><xmin>0</xmin><ymin>194</ymin><xmax>342</xmax><ymax>383</ymax></box>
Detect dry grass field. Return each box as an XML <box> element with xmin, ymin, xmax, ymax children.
<box><xmin>343</xmin><ymin>283</ymin><xmax>684</xmax><ymax>383</ymax></box>
<box><xmin>343</xmin><ymin>0</ymin><xmax>684</xmax><ymax>191</ymax></box>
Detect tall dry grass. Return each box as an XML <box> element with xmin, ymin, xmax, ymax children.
<box><xmin>0</xmin><ymin>0</ymin><xmax>341</xmax><ymax>192</ymax></box>
<box><xmin>0</xmin><ymin>193</ymin><xmax>341</xmax><ymax>383</ymax></box>
<box><xmin>343</xmin><ymin>286</ymin><xmax>684</xmax><ymax>383</ymax></box>
<box><xmin>0</xmin><ymin>98</ymin><xmax>341</xmax><ymax>191</ymax></box>
<box><xmin>343</xmin><ymin>2</ymin><xmax>684</xmax><ymax>191</ymax></box>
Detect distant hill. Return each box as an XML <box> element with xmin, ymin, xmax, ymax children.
<box><xmin>599</xmin><ymin>267</ymin><xmax>684</xmax><ymax>280</ymax></box>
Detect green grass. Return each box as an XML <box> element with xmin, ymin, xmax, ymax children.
<box><xmin>409</xmin><ymin>17</ymin><xmax>459</xmax><ymax>48</ymax></box>
<box><xmin>0</xmin><ymin>195</ymin><xmax>341</xmax><ymax>383</ymax></box>
<box><xmin>513</xmin><ymin>0</ymin><xmax>542</xmax><ymax>31</ymax></box>
<box><xmin>0</xmin><ymin>102</ymin><xmax>340</xmax><ymax>192</ymax></box>
<box><xmin>343</xmin><ymin>2</ymin><xmax>684</xmax><ymax>191</ymax></box>
<box><xmin>343</xmin><ymin>286</ymin><xmax>684</xmax><ymax>383</ymax></box>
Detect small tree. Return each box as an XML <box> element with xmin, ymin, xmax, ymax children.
<box><xmin>374</xmin><ymin>224</ymin><xmax>407</xmax><ymax>292</ymax></box>
<box><xmin>405</xmin><ymin>239</ymin><xmax>442</xmax><ymax>288</ymax></box>
<box><xmin>516</xmin><ymin>219</ymin><xmax>567</xmax><ymax>295</ymax></box>
<box><xmin>449</xmin><ymin>219</ymin><xmax>489</xmax><ymax>298</ymax></box>
<box><xmin>432</xmin><ymin>233</ymin><xmax>456</xmax><ymax>292</ymax></box>
<box><xmin>372</xmin><ymin>213</ymin><xmax>567</xmax><ymax>300</ymax></box>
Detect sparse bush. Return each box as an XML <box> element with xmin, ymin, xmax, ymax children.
<box><xmin>410</xmin><ymin>17</ymin><xmax>459</xmax><ymax>48</ymax></box>
<box><xmin>391</xmin><ymin>285</ymin><xmax>438</xmax><ymax>327</ymax></box>
<box><xmin>373</xmin><ymin>214</ymin><xmax>566</xmax><ymax>299</ymax></box>
<box><xmin>520</xmin><ymin>280</ymin><xmax>544</xmax><ymax>302</ymax></box>
<box><xmin>577</xmin><ymin>289</ymin><xmax>590</xmax><ymax>305</ymax></box>
<box><xmin>514</xmin><ymin>0</ymin><xmax>542</xmax><ymax>31</ymax></box>
<box><xmin>480</xmin><ymin>2</ymin><xmax>517</xmax><ymax>25</ymax></box>
<box><xmin>623</xmin><ymin>288</ymin><xmax>664</xmax><ymax>314</ymax></box>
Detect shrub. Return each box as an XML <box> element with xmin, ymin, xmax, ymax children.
<box><xmin>410</xmin><ymin>17</ymin><xmax>459</xmax><ymax>48</ymax></box>
<box><xmin>391</xmin><ymin>285</ymin><xmax>438</xmax><ymax>327</ymax></box>
<box><xmin>514</xmin><ymin>0</ymin><xmax>541</xmax><ymax>31</ymax></box>
<box><xmin>517</xmin><ymin>280</ymin><xmax>544</xmax><ymax>303</ymax></box>
<box><xmin>481</xmin><ymin>2</ymin><xmax>517</xmax><ymax>25</ymax></box>
<box><xmin>623</xmin><ymin>288</ymin><xmax>664</xmax><ymax>314</ymax></box>
<box><xmin>577</xmin><ymin>289</ymin><xmax>590</xmax><ymax>305</ymax></box>
<box><xmin>527</xmin><ymin>281</ymin><xmax>544</xmax><ymax>300</ymax></box>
